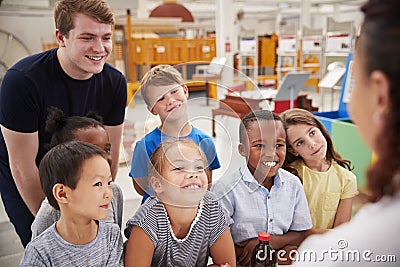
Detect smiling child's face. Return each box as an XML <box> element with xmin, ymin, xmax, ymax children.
<box><xmin>152</xmin><ymin>143</ymin><xmax>208</xmax><ymax>207</ymax></box>
<box><xmin>239</xmin><ymin>119</ymin><xmax>286</xmax><ymax>183</ymax></box>
<box><xmin>146</xmin><ymin>84</ymin><xmax>188</xmax><ymax>122</ymax></box>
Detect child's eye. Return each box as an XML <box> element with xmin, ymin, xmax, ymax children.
<box><xmin>173</xmin><ymin>167</ymin><xmax>183</xmax><ymax>171</ymax></box>
<box><xmin>296</xmin><ymin>140</ymin><xmax>303</xmax><ymax>147</ymax></box>
<box><xmin>171</xmin><ymin>89</ymin><xmax>178</xmax><ymax>94</ymax></box>
<box><xmin>94</xmin><ymin>182</ymin><xmax>102</xmax><ymax>187</ymax></box>
<box><xmin>310</xmin><ymin>130</ymin><xmax>316</xmax><ymax>136</ymax></box>
<box><xmin>196</xmin><ymin>165</ymin><xmax>205</xmax><ymax>171</ymax></box>
<box><xmin>108</xmin><ymin>180</ymin><xmax>112</xmax><ymax>186</ymax></box>
<box><xmin>157</xmin><ymin>96</ymin><xmax>165</xmax><ymax>102</ymax></box>
<box><xmin>276</xmin><ymin>143</ymin><xmax>285</xmax><ymax>148</ymax></box>
<box><xmin>255</xmin><ymin>144</ymin><xmax>264</xmax><ymax>148</ymax></box>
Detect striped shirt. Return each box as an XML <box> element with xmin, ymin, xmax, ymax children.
<box><xmin>125</xmin><ymin>191</ymin><xmax>228</xmax><ymax>267</ymax></box>
<box><xmin>20</xmin><ymin>220</ymin><xmax>123</xmax><ymax>267</ymax></box>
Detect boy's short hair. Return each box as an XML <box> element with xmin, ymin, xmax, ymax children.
<box><xmin>54</xmin><ymin>0</ymin><xmax>114</xmax><ymax>36</ymax></box>
<box><xmin>239</xmin><ymin>110</ymin><xmax>282</xmax><ymax>143</ymax></box>
<box><xmin>140</xmin><ymin>65</ymin><xmax>185</xmax><ymax>106</ymax></box>
<box><xmin>39</xmin><ymin>141</ymin><xmax>108</xmax><ymax>210</ymax></box>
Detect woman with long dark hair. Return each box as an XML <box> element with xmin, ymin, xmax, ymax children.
<box><xmin>293</xmin><ymin>0</ymin><xmax>400</xmax><ymax>266</ymax></box>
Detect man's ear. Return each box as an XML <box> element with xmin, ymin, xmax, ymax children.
<box><xmin>150</xmin><ymin>176</ymin><xmax>163</xmax><ymax>194</ymax></box>
<box><xmin>238</xmin><ymin>143</ymin><xmax>247</xmax><ymax>157</ymax></box>
<box><xmin>53</xmin><ymin>183</ymin><xmax>68</xmax><ymax>204</ymax></box>
<box><xmin>55</xmin><ymin>30</ymin><xmax>65</xmax><ymax>47</ymax></box>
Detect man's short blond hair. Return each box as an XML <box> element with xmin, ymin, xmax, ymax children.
<box><xmin>54</xmin><ymin>0</ymin><xmax>114</xmax><ymax>36</ymax></box>
<box><xmin>140</xmin><ymin>65</ymin><xmax>185</xmax><ymax>106</ymax></box>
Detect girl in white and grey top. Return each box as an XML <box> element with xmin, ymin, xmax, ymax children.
<box><xmin>125</xmin><ymin>192</ymin><xmax>228</xmax><ymax>266</ymax></box>
<box><xmin>124</xmin><ymin>138</ymin><xmax>236</xmax><ymax>266</ymax></box>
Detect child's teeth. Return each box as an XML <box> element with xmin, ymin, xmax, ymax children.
<box><xmin>264</xmin><ymin>161</ymin><xmax>277</xmax><ymax>167</ymax></box>
<box><xmin>185</xmin><ymin>185</ymin><xmax>200</xmax><ymax>189</ymax></box>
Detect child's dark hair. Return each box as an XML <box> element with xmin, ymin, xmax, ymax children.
<box><xmin>46</xmin><ymin>107</ymin><xmax>104</xmax><ymax>148</ymax></box>
<box><xmin>239</xmin><ymin>110</ymin><xmax>282</xmax><ymax>144</ymax></box>
<box><xmin>280</xmin><ymin>108</ymin><xmax>352</xmax><ymax>172</ymax></box>
<box><xmin>39</xmin><ymin>141</ymin><xmax>108</xmax><ymax>210</ymax></box>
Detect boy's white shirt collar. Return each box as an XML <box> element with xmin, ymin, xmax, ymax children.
<box><xmin>239</xmin><ymin>164</ymin><xmax>284</xmax><ymax>192</ymax></box>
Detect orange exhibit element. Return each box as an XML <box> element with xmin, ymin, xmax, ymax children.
<box><xmin>149</xmin><ymin>1</ymin><xmax>194</xmax><ymax>22</ymax></box>
<box><xmin>303</xmin><ymin>54</ymin><xmax>320</xmax><ymax>74</ymax></box>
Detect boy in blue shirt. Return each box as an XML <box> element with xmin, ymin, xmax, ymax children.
<box><xmin>212</xmin><ymin>110</ymin><xmax>312</xmax><ymax>266</ymax></box>
<box><xmin>131</xmin><ymin>65</ymin><xmax>220</xmax><ymax>203</ymax></box>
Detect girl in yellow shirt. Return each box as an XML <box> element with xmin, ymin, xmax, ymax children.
<box><xmin>281</xmin><ymin>108</ymin><xmax>358</xmax><ymax>234</ymax></box>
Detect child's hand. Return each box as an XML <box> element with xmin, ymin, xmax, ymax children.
<box><xmin>235</xmin><ymin>238</ymin><xmax>258</xmax><ymax>267</ymax></box>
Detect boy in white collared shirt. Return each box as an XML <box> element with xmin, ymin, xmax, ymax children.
<box><xmin>212</xmin><ymin>110</ymin><xmax>312</xmax><ymax>266</ymax></box>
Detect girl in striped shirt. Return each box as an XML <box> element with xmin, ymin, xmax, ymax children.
<box><xmin>124</xmin><ymin>139</ymin><xmax>235</xmax><ymax>267</ymax></box>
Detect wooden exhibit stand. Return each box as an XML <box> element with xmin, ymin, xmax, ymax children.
<box><xmin>211</xmin><ymin>72</ymin><xmax>317</xmax><ymax>137</ymax></box>
<box><xmin>211</xmin><ymin>94</ymin><xmax>263</xmax><ymax>137</ymax></box>
<box><xmin>191</xmin><ymin>74</ymin><xmax>220</xmax><ymax>105</ymax></box>
<box><xmin>191</xmin><ymin>57</ymin><xmax>226</xmax><ymax>105</ymax></box>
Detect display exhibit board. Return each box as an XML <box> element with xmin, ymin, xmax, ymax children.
<box><xmin>274</xmin><ymin>72</ymin><xmax>310</xmax><ymax>101</ymax></box>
